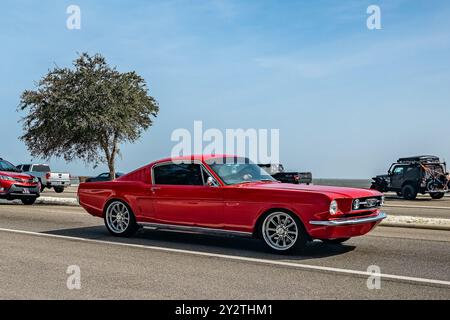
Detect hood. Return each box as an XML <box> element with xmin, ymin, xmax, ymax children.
<box><xmin>0</xmin><ymin>171</ymin><xmax>34</xmax><ymax>180</ymax></box>
<box><xmin>236</xmin><ymin>182</ymin><xmax>382</xmax><ymax>199</ymax></box>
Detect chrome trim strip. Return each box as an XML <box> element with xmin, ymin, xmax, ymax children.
<box><xmin>309</xmin><ymin>212</ymin><xmax>387</xmax><ymax>226</ymax></box>
<box><xmin>140</xmin><ymin>222</ymin><xmax>253</xmax><ymax>237</ymax></box>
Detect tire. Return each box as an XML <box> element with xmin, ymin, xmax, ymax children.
<box><xmin>39</xmin><ymin>180</ymin><xmax>45</xmax><ymax>192</ymax></box>
<box><xmin>321</xmin><ymin>238</ymin><xmax>350</xmax><ymax>244</ymax></box>
<box><xmin>21</xmin><ymin>198</ymin><xmax>36</xmax><ymax>205</ymax></box>
<box><xmin>53</xmin><ymin>186</ymin><xmax>64</xmax><ymax>193</ymax></box>
<box><xmin>104</xmin><ymin>200</ymin><xmax>138</xmax><ymax>237</ymax></box>
<box><xmin>430</xmin><ymin>192</ymin><xmax>445</xmax><ymax>200</ymax></box>
<box><xmin>260</xmin><ymin>210</ymin><xmax>307</xmax><ymax>254</ymax></box>
<box><xmin>402</xmin><ymin>184</ymin><xmax>418</xmax><ymax>200</ymax></box>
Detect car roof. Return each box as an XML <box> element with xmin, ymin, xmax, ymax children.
<box><xmin>397</xmin><ymin>155</ymin><xmax>440</xmax><ymax>163</ymax></box>
<box><xmin>153</xmin><ymin>154</ymin><xmax>238</xmax><ymax>164</ymax></box>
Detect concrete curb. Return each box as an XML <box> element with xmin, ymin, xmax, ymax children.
<box><xmin>381</xmin><ymin>215</ymin><xmax>450</xmax><ymax>231</ymax></box>
<box><xmin>36</xmin><ymin>197</ymin><xmax>79</xmax><ymax>206</ymax></box>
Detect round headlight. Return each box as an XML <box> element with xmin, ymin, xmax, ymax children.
<box><xmin>353</xmin><ymin>199</ymin><xmax>360</xmax><ymax>210</ymax></box>
<box><xmin>329</xmin><ymin>200</ymin><xmax>338</xmax><ymax>215</ymax></box>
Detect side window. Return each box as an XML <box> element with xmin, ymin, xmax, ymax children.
<box><xmin>99</xmin><ymin>173</ymin><xmax>109</xmax><ymax>178</ymax></box>
<box><xmin>393</xmin><ymin>166</ymin><xmax>404</xmax><ymax>175</ymax></box>
<box><xmin>153</xmin><ymin>163</ymin><xmax>204</xmax><ymax>186</ymax></box>
<box><xmin>405</xmin><ymin>166</ymin><xmax>419</xmax><ymax>175</ymax></box>
<box><xmin>22</xmin><ymin>165</ymin><xmax>31</xmax><ymax>172</ymax></box>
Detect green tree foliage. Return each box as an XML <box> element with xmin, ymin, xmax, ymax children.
<box><xmin>19</xmin><ymin>53</ymin><xmax>159</xmax><ymax>179</ymax></box>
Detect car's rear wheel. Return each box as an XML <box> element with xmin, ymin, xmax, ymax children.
<box><xmin>430</xmin><ymin>192</ymin><xmax>445</xmax><ymax>200</ymax></box>
<box><xmin>402</xmin><ymin>184</ymin><xmax>418</xmax><ymax>200</ymax></box>
<box><xmin>321</xmin><ymin>238</ymin><xmax>350</xmax><ymax>244</ymax></box>
<box><xmin>260</xmin><ymin>211</ymin><xmax>307</xmax><ymax>254</ymax></box>
<box><xmin>39</xmin><ymin>180</ymin><xmax>45</xmax><ymax>192</ymax></box>
<box><xmin>53</xmin><ymin>186</ymin><xmax>64</xmax><ymax>193</ymax></box>
<box><xmin>21</xmin><ymin>198</ymin><xmax>36</xmax><ymax>205</ymax></box>
<box><xmin>104</xmin><ymin>200</ymin><xmax>138</xmax><ymax>237</ymax></box>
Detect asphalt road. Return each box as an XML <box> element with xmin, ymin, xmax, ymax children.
<box><xmin>0</xmin><ymin>204</ymin><xmax>449</xmax><ymax>299</ymax></box>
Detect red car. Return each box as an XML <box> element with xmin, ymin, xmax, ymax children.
<box><xmin>0</xmin><ymin>158</ymin><xmax>40</xmax><ymax>205</ymax></box>
<box><xmin>78</xmin><ymin>155</ymin><xmax>386</xmax><ymax>253</ymax></box>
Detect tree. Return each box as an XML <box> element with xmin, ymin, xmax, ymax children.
<box><xmin>19</xmin><ymin>53</ymin><xmax>159</xmax><ymax>180</ymax></box>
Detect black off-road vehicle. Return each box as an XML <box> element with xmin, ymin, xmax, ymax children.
<box><xmin>371</xmin><ymin>155</ymin><xmax>450</xmax><ymax>200</ymax></box>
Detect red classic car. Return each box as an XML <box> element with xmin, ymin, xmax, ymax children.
<box><xmin>78</xmin><ymin>155</ymin><xmax>386</xmax><ymax>253</ymax></box>
<box><xmin>0</xmin><ymin>158</ymin><xmax>40</xmax><ymax>205</ymax></box>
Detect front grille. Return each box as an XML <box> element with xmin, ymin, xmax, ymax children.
<box><xmin>15</xmin><ymin>185</ymin><xmax>36</xmax><ymax>189</ymax></box>
<box><xmin>13</xmin><ymin>177</ymin><xmax>34</xmax><ymax>183</ymax></box>
<box><xmin>340</xmin><ymin>212</ymin><xmax>377</xmax><ymax>219</ymax></box>
<box><xmin>352</xmin><ymin>196</ymin><xmax>383</xmax><ymax>211</ymax></box>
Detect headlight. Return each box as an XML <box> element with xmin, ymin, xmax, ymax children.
<box><xmin>353</xmin><ymin>199</ymin><xmax>360</xmax><ymax>210</ymax></box>
<box><xmin>0</xmin><ymin>175</ymin><xmax>15</xmax><ymax>181</ymax></box>
<box><xmin>329</xmin><ymin>200</ymin><xmax>338</xmax><ymax>215</ymax></box>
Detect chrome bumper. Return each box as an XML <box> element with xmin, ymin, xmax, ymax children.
<box><xmin>309</xmin><ymin>212</ymin><xmax>387</xmax><ymax>227</ymax></box>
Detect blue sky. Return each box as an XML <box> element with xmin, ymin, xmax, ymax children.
<box><xmin>1</xmin><ymin>0</ymin><xmax>449</xmax><ymax>178</ymax></box>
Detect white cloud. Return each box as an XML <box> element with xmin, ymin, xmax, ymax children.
<box><xmin>254</xmin><ymin>31</ymin><xmax>450</xmax><ymax>78</ymax></box>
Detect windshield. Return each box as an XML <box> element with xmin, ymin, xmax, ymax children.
<box><xmin>0</xmin><ymin>160</ymin><xmax>20</xmax><ymax>172</ymax></box>
<box><xmin>206</xmin><ymin>157</ymin><xmax>276</xmax><ymax>185</ymax></box>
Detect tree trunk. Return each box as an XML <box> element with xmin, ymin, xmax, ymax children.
<box><xmin>101</xmin><ymin>133</ymin><xmax>118</xmax><ymax>181</ymax></box>
<box><xmin>106</xmin><ymin>157</ymin><xmax>114</xmax><ymax>181</ymax></box>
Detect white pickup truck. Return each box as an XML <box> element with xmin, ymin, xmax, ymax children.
<box><xmin>16</xmin><ymin>164</ymin><xmax>71</xmax><ymax>193</ymax></box>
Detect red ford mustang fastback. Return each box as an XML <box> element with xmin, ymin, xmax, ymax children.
<box><xmin>78</xmin><ymin>155</ymin><xmax>386</xmax><ymax>254</ymax></box>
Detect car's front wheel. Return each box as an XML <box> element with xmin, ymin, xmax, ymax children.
<box><xmin>53</xmin><ymin>186</ymin><xmax>64</xmax><ymax>193</ymax></box>
<box><xmin>39</xmin><ymin>180</ymin><xmax>45</xmax><ymax>192</ymax></box>
<box><xmin>402</xmin><ymin>184</ymin><xmax>418</xmax><ymax>200</ymax></box>
<box><xmin>21</xmin><ymin>198</ymin><xmax>36</xmax><ymax>205</ymax></box>
<box><xmin>104</xmin><ymin>200</ymin><xmax>138</xmax><ymax>237</ymax></box>
<box><xmin>260</xmin><ymin>211</ymin><xmax>307</xmax><ymax>254</ymax></box>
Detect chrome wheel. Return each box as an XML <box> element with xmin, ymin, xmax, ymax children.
<box><xmin>262</xmin><ymin>212</ymin><xmax>298</xmax><ymax>251</ymax></box>
<box><xmin>106</xmin><ymin>201</ymin><xmax>131</xmax><ymax>234</ymax></box>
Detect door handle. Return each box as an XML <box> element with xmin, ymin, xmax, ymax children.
<box><xmin>150</xmin><ymin>186</ymin><xmax>161</xmax><ymax>193</ymax></box>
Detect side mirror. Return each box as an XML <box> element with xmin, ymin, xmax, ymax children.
<box><xmin>206</xmin><ymin>176</ymin><xmax>217</xmax><ymax>187</ymax></box>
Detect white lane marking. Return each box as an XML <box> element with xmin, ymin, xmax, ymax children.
<box><xmin>384</xmin><ymin>204</ymin><xmax>450</xmax><ymax>210</ymax></box>
<box><xmin>0</xmin><ymin>227</ymin><xmax>449</xmax><ymax>287</ymax></box>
